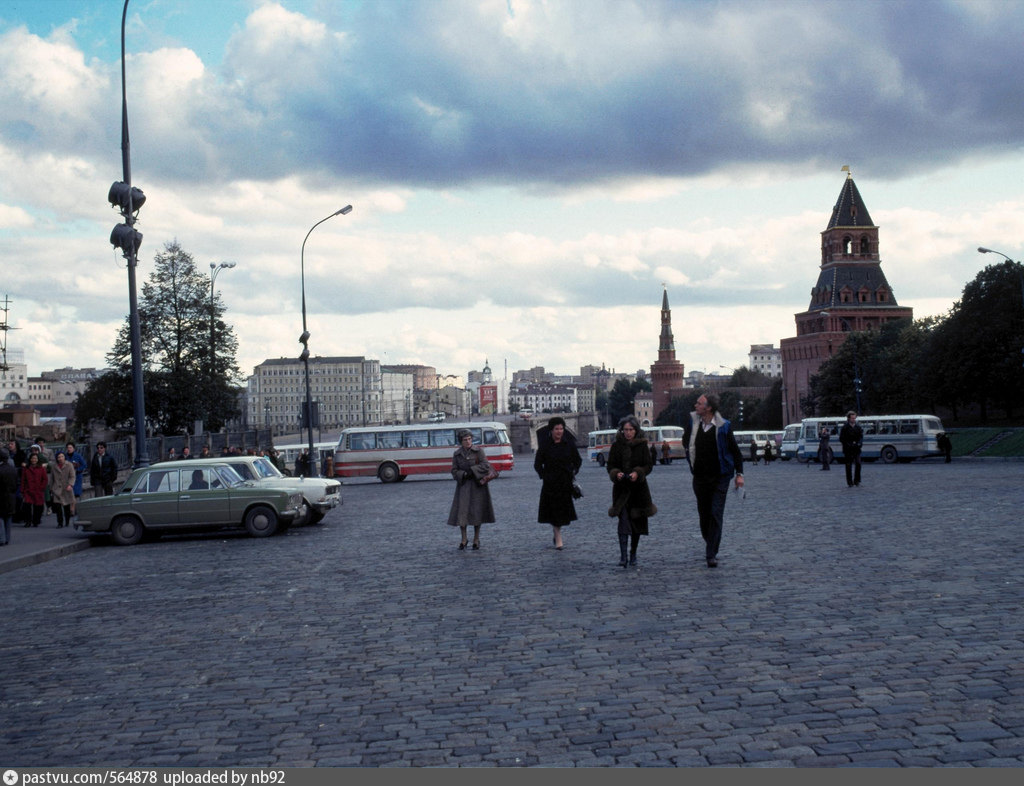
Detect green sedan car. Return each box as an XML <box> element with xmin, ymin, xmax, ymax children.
<box><xmin>75</xmin><ymin>460</ymin><xmax>304</xmax><ymax>545</ymax></box>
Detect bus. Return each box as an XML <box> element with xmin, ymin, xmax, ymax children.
<box><xmin>274</xmin><ymin>442</ymin><xmax>337</xmax><ymax>473</ymax></box>
<box><xmin>333</xmin><ymin>421</ymin><xmax>514</xmax><ymax>483</ymax></box>
<box><xmin>779</xmin><ymin>423</ymin><xmax>802</xmax><ymax>460</ymax></box>
<box><xmin>795</xmin><ymin>414</ymin><xmax>945</xmax><ymax>464</ymax></box>
<box><xmin>587</xmin><ymin>425</ymin><xmax>685</xmax><ymax>466</ymax></box>
<box><xmin>732</xmin><ymin>430</ymin><xmax>773</xmax><ymax>461</ymax></box>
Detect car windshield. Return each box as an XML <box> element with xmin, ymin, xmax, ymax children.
<box><xmin>252</xmin><ymin>457</ymin><xmax>284</xmax><ymax>479</ymax></box>
<box><xmin>215</xmin><ymin>465</ymin><xmax>246</xmax><ymax>488</ymax></box>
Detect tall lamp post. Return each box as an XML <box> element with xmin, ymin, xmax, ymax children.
<box><xmin>820</xmin><ymin>310</ymin><xmax>861</xmax><ymax>414</ymax></box>
<box><xmin>300</xmin><ymin>205</ymin><xmax>353</xmax><ymax>477</ymax></box>
<box><xmin>107</xmin><ymin>0</ymin><xmax>149</xmax><ymax>468</ymax></box>
<box><xmin>209</xmin><ymin>261</ymin><xmax>236</xmax><ymax>431</ymax></box>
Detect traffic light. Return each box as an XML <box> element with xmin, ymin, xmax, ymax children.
<box><xmin>108</xmin><ymin>181</ymin><xmax>146</xmax><ymax>213</ymax></box>
<box><xmin>108</xmin><ymin>181</ymin><xmax>145</xmax><ymax>257</ymax></box>
<box><xmin>299</xmin><ymin>330</ymin><xmax>310</xmax><ymax>362</ymax></box>
<box><xmin>110</xmin><ymin>223</ymin><xmax>142</xmax><ymax>255</ymax></box>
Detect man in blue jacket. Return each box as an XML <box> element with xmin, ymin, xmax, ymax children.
<box><xmin>683</xmin><ymin>393</ymin><xmax>745</xmax><ymax>568</ymax></box>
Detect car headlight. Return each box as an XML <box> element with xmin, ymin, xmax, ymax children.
<box><xmin>289</xmin><ymin>493</ymin><xmax>304</xmax><ymax>508</ymax></box>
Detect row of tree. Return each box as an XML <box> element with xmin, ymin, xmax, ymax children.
<box><xmin>804</xmin><ymin>259</ymin><xmax>1024</xmax><ymax>424</ymax></box>
<box><xmin>75</xmin><ymin>242</ymin><xmax>242</xmax><ymax>436</ymax></box>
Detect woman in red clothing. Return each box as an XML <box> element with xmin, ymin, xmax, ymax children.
<box><xmin>20</xmin><ymin>452</ymin><xmax>49</xmax><ymax>527</ymax></box>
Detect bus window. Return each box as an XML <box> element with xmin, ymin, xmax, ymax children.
<box><xmin>377</xmin><ymin>431</ymin><xmax>402</xmax><ymax>449</ymax></box>
<box><xmin>350</xmin><ymin>433</ymin><xmax>376</xmax><ymax>451</ymax></box>
<box><xmin>899</xmin><ymin>420</ymin><xmax>919</xmax><ymax>434</ymax></box>
<box><xmin>403</xmin><ymin>430</ymin><xmax>429</xmax><ymax>448</ymax></box>
<box><xmin>878</xmin><ymin>422</ymin><xmax>896</xmax><ymax>435</ymax></box>
<box><xmin>861</xmin><ymin>420</ymin><xmax>877</xmax><ymax>435</ymax></box>
<box><xmin>430</xmin><ymin>429</ymin><xmax>456</xmax><ymax>447</ymax></box>
<box><xmin>483</xmin><ymin>429</ymin><xmax>500</xmax><ymax>445</ymax></box>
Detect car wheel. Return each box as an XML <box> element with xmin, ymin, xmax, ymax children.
<box><xmin>307</xmin><ymin>509</ymin><xmax>326</xmax><ymax>525</ymax></box>
<box><xmin>110</xmin><ymin>515</ymin><xmax>144</xmax><ymax>546</ymax></box>
<box><xmin>596</xmin><ymin>454</ymin><xmax>606</xmax><ymax>467</ymax></box>
<box><xmin>378</xmin><ymin>462</ymin><xmax>400</xmax><ymax>483</ymax></box>
<box><xmin>244</xmin><ymin>505</ymin><xmax>279</xmax><ymax>538</ymax></box>
<box><xmin>881</xmin><ymin>446</ymin><xmax>898</xmax><ymax>464</ymax></box>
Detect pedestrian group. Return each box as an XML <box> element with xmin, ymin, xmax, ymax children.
<box><xmin>446</xmin><ymin>394</ymin><xmax>747</xmax><ymax>569</ymax></box>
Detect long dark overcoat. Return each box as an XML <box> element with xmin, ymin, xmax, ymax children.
<box><xmin>607</xmin><ymin>436</ymin><xmax>656</xmax><ymax>535</ymax></box>
<box><xmin>447</xmin><ymin>445</ymin><xmax>496</xmax><ymax>527</ymax></box>
<box><xmin>535</xmin><ymin>438</ymin><xmax>582</xmax><ymax>525</ymax></box>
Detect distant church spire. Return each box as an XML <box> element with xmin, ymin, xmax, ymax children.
<box><xmin>658</xmin><ymin>286</ymin><xmax>675</xmax><ymax>359</ymax></box>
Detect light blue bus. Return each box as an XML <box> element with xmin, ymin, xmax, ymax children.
<box><xmin>796</xmin><ymin>414</ymin><xmax>945</xmax><ymax>464</ymax></box>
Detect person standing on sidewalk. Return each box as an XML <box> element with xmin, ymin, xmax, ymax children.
<box><xmin>839</xmin><ymin>411</ymin><xmax>864</xmax><ymax>487</ymax></box>
<box><xmin>0</xmin><ymin>448</ymin><xmax>17</xmax><ymax>546</ymax></box>
<box><xmin>89</xmin><ymin>442</ymin><xmax>118</xmax><ymax>497</ymax></box>
<box><xmin>683</xmin><ymin>393</ymin><xmax>744</xmax><ymax>568</ymax></box>
<box><xmin>447</xmin><ymin>429</ymin><xmax>496</xmax><ymax>551</ymax></box>
<box><xmin>21</xmin><ymin>451</ymin><xmax>49</xmax><ymax>527</ymax></box>
<box><xmin>49</xmin><ymin>451</ymin><xmax>76</xmax><ymax>528</ymax></box>
<box><xmin>65</xmin><ymin>442</ymin><xmax>87</xmax><ymax>518</ymax></box>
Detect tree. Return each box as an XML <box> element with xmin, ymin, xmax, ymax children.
<box><xmin>75</xmin><ymin>241</ymin><xmax>241</xmax><ymax>435</ymax></box>
<box><xmin>607</xmin><ymin>377</ymin><xmax>652</xmax><ymax>425</ymax></box>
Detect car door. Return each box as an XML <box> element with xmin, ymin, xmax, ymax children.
<box><xmin>177</xmin><ymin>466</ymin><xmax>232</xmax><ymax>526</ymax></box>
<box><xmin>128</xmin><ymin>468</ymin><xmax>180</xmax><ymax>528</ymax></box>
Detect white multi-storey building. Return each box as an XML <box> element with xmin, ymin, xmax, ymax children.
<box><xmin>246</xmin><ymin>356</ymin><xmax>382</xmax><ymax>435</ymax></box>
<box><xmin>748</xmin><ymin>344</ymin><xmax>783</xmax><ymax>377</ymax></box>
<box><xmin>510</xmin><ymin>384</ymin><xmax>579</xmax><ymax>413</ymax></box>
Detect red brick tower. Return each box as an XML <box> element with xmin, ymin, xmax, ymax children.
<box><xmin>780</xmin><ymin>171</ymin><xmax>913</xmax><ymax>423</ymax></box>
<box><xmin>650</xmin><ymin>287</ymin><xmax>685</xmax><ymax>423</ymax></box>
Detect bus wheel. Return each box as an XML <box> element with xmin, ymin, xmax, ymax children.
<box><xmin>378</xmin><ymin>462</ymin><xmax>401</xmax><ymax>483</ymax></box>
<box><xmin>596</xmin><ymin>454</ymin><xmax>606</xmax><ymax>467</ymax></box>
<box><xmin>880</xmin><ymin>446</ymin><xmax>898</xmax><ymax>464</ymax></box>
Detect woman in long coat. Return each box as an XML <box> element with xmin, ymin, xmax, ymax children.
<box><xmin>447</xmin><ymin>429</ymin><xmax>496</xmax><ymax>550</ymax></box>
<box><xmin>607</xmin><ymin>415</ymin><xmax>656</xmax><ymax>568</ymax></box>
<box><xmin>20</xmin><ymin>452</ymin><xmax>49</xmax><ymax>528</ymax></box>
<box><xmin>49</xmin><ymin>451</ymin><xmax>76</xmax><ymax>528</ymax></box>
<box><xmin>535</xmin><ymin>416</ymin><xmax>581</xmax><ymax>550</ymax></box>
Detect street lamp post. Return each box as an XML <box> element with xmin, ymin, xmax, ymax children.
<box><xmin>300</xmin><ymin>205</ymin><xmax>352</xmax><ymax>477</ymax></box>
<box><xmin>108</xmin><ymin>0</ymin><xmax>149</xmax><ymax>468</ymax></box>
<box><xmin>820</xmin><ymin>310</ymin><xmax>861</xmax><ymax>414</ymax></box>
<box><xmin>209</xmin><ymin>261</ymin><xmax>236</xmax><ymax>431</ymax></box>
<box><xmin>978</xmin><ymin>247</ymin><xmax>1024</xmax><ymax>369</ymax></box>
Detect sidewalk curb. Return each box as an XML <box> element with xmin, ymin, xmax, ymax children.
<box><xmin>0</xmin><ymin>538</ymin><xmax>92</xmax><ymax>576</ymax></box>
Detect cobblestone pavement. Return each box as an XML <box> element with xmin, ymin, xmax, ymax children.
<box><xmin>2</xmin><ymin>458</ymin><xmax>1023</xmax><ymax>767</ymax></box>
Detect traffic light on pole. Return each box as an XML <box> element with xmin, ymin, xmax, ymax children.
<box><xmin>108</xmin><ymin>181</ymin><xmax>145</xmax><ymax>256</ymax></box>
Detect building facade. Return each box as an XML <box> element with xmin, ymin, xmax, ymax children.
<box><xmin>747</xmin><ymin>344</ymin><xmax>782</xmax><ymax>377</ymax></box>
<box><xmin>780</xmin><ymin>173</ymin><xmax>913</xmax><ymax>424</ymax></box>
<box><xmin>247</xmin><ymin>356</ymin><xmax>382</xmax><ymax>435</ymax></box>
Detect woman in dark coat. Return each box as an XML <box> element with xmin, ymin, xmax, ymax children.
<box><xmin>535</xmin><ymin>416</ymin><xmax>582</xmax><ymax>551</ymax></box>
<box><xmin>447</xmin><ymin>429</ymin><xmax>496</xmax><ymax>550</ymax></box>
<box><xmin>607</xmin><ymin>415</ymin><xmax>656</xmax><ymax>568</ymax></box>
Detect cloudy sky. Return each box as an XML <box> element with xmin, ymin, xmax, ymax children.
<box><xmin>2</xmin><ymin>0</ymin><xmax>1024</xmax><ymax>385</ymax></box>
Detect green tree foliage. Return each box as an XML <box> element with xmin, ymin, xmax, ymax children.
<box><xmin>75</xmin><ymin>241</ymin><xmax>242</xmax><ymax>435</ymax></box>
<box><xmin>607</xmin><ymin>377</ymin><xmax>652</xmax><ymax>424</ymax></box>
<box><xmin>807</xmin><ymin>259</ymin><xmax>1024</xmax><ymax>423</ymax></box>
<box><xmin>655</xmin><ymin>388</ymin><xmax>702</xmax><ymax>427</ymax></box>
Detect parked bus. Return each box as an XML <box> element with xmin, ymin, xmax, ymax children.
<box><xmin>795</xmin><ymin>414</ymin><xmax>945</xmax><ymax>464</ymax></box>
<box><xmin>732</xmin><ymin>430</ymin><xmax>773</xmax><ymax>461</ymax></box>
<box><xmin>333</xmin><ymin>421</ymin><xmax>514</xmax><ymax>483</ymax></box>
<box><xmin>587</xmin><ymin>425</ymin><xmax>685</xmax><ymax>466</ymax></box>
<box><xmin>779</xmin><ymin>423</ymin><xmax>802</xmax><ymax>460</ymax></box>
<box><xmin>274</xmin><ymin>442</ymin><xmax>337</xmax><ymax>473</ymax></box>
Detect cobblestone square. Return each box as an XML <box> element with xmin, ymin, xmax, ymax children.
<box><xmin>1</xmin><ymin>458</ymin><xmax>1022</xmax><ymax>767</ymax></box>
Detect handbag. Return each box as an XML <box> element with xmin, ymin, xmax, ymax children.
<box><xmin>572</xmin><ymin>481</ymin><xmax>583</xmax><ymax>499</ymax></box>
<box><xmin>478</xmin><ymin>469</ymin><xmax>499</xmax><ymax>486</ymax></box>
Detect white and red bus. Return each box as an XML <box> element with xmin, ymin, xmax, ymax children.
<box><xmin>333</xmin><ymin>421</ymin><xmax>514</xmax><ymax>483</ymax></box>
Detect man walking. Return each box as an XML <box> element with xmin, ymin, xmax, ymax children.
<box><xmin>839</xmin><ymin>411</ymin><xmax>863</xmax><ymax>487</ymax></box>
<box><xmin>683</xmin><ymin>393</ymin><xmax>744</xmax><ymax>568</ymax></box>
